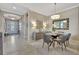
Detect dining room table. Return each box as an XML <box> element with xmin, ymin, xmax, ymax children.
<box><xmin>46</xmin><ymin>32</ymin><xmax>63</xmax><ymax>47</ymax></box>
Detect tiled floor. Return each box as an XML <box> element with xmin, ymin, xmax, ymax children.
<box><xmin>3</xmin><ymin>35</ymin><xmax>79</xmax><ymax>55</ymax></box>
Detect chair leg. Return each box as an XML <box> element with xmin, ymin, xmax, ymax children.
<box><xmin>48</xmin><ymin>44</ymin><xmax>50</xmax><ymax>51</ymax></box>
<box><xmin>48</xmin><ymin>46</ymin><xmax>49</xmax><ymax>51</ymax></box>
<box><xmin>66</xmin><ymin>41</ymin><xmax>69</xmax><ymax>46</ymax></box>
<box><xmin>68</xmin><ymin>40</ymin><xmax>70</xmax><ymax>45</ymax></box>
<box><xmin>64</xmin><ymin>42</ymin><xmax>66</xmax><ymax>48</ymax></box>
<box><xmin>42</xmin><ymin>41</ymin><xmax>44</xmax><ymax>48</ymax></box>
<box><xmin>49</xmin><ymin>41</ymin><xmax>53</xmax><ymax>47</ymax></box>
<box><xmin>60</xmin><ymin>43</ymin><xmax>63</xmax><ymax>51</ymax></box>
<box><xmin>53</xmin><ymin>41</ymin><xmax>55</xmax><ymax>47</ymax></box>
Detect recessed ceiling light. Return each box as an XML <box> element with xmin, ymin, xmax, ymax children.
<box><xmin>13</xmin><ymin>6</ymin><xmax>16</xmax><ymax>9</ymax></box>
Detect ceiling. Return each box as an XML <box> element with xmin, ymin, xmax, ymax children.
<box><xmin>0</xmin><ymin>3</ymin><xmax>79</xmax><ymax>16</ymax></box>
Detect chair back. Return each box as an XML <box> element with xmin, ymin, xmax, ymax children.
<box><xmin>59</xmin><ymin>33</ymin><xmax>71</xmax><ymax>43</ymax></box>
<box><xmin>66</xmin><ymin>33</ymin><xmax>71</xmax><ymax>41</ymax></box>
<box><xmin>43</xmin><ymin>33</ymin><xmax>51</xmax><ymax>44</ymax></box>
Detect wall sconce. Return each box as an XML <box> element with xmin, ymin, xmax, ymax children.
<box><xmin>32</xmin><ymin>21</ymin><xmax>37</xmax><ymax>29</ymax></box>
<box><xmin>43</xmin><ymin>22</ymin><xmax>46</xmax><ymax>29</ymax></box>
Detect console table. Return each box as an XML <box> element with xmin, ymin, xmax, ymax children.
<box><xmin>36</xmin><ymin>32</ymin><xmax>44</xmax><ymax>40</ymax></box>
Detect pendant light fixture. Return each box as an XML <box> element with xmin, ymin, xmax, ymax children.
<box><xmin>51</xmin><ymin>3</ymin><xmax>60</xmax><ymax>19</ymax></box>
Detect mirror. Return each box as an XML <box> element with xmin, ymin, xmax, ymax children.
<box><xmin>53</xmin><ymin>18</ymin><xmax>69</xmax><ymax>30</ymax></box>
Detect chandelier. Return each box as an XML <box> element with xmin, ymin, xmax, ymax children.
<box><xmin>51</xmin><ymin>3</ymin><xmax>60</xmax><ymax>19</ymax></box>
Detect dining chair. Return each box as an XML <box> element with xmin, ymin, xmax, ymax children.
<box><xmin>65</xmin><ymin>33</ymin><xmax>71</xmax><ymax>45</ymax></box>
<box><xmin>42</xmin><ymin>33</ymin><xmax>53</xmax><ymax>51</ymax></box>
<box><xmin>54</xmin><ymin>33</ymin><xmax>71</xmax><ymax>51</ymax></box>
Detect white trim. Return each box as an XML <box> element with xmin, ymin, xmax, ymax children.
<box><xmin>50</xmin><ymin>4</ymin><xmax>79</xmax><ymax>16</ymax></box>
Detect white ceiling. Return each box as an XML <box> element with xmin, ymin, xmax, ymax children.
<box><xmin>0</xmin><ymin>3</ymin><xmax>79</xmax><ymax>16</ymax></box>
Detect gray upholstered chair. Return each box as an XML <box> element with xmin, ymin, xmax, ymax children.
<box><xmin>65</xmin><ymin>33</ymin><xmax>71</xmax><ymax>45</ymax></box>
<box><xmin>54</xmin><ymin>33</ymin><xmax>71</xmax><ymax>51</ymax></box>
<box><xmin>42</xmin><ymin>33</ymin><xmax>53</xmax><ymax>51</ymax></box>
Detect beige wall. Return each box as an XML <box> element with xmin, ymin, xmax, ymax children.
<box><xmin>54</xmin><ymin>7</ymin><xmax>79</xmax><ymax>37</ymax></box>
